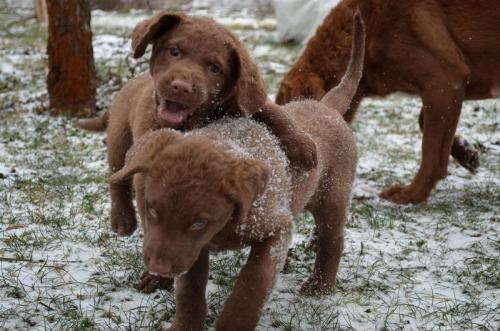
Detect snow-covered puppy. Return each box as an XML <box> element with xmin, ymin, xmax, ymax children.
<box><xmin>110</xmin><ymin>13</ymin><xmax>364</xmax><ymax>331</ymax></box>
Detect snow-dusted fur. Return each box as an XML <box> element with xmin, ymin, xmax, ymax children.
<box><xmin>75</xmin><ymin>12</ymin><xmax>317</xmax><ymax>247</ymax></box>
<box><xmin>110</xmin><ymin>10</ymin><xmax>364</xmax><ymax>330</ymax></box>
<box><xmin>111</xmin><ymin>107</ymin><xmax>357</xmax><ymax>330</ymax></box>
<box><xmin>109</xmin><ymin>12</ymin><xmax>363</xmax><ymax>331</ymax></box>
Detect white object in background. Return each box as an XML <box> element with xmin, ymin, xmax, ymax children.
<box><xmin>192</xmin><ymin>0</ymin><xmax>274</xmax><ymax>14</ymax></box>
<box><xmin>275</xmin><ymin>0</ymin><xmax>341</xmax><ymax>43</ymax></box>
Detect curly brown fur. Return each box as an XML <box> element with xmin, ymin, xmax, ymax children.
<box><xmin>110</xmin><ymin>14</ymin><xmax>364</xmax><ymax>330</ymax></box>
<box><xmin>76</xmin><ymin>12</ymin><xmax>318</xmax><ymax>293</ymax></box>
<box><xmin>76</xmin><ymin>12</ymin><xmax>317</xmax><ymax>237</ymax></box>
<box><xmin>277</xmin><ymin>0</ymin><xmax>500</xmax><ymax>204</ymax></box>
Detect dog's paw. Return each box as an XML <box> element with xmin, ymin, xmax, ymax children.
<box><xmin>283</xmin><ymin>132</ymin><xmax>318</xmax><ymax>170</ymax></box>
<box><xmin>452</xmin><ymin>139</ymin><xmax>480</xmax><ymax>173</ymax></box>
<box><xmin>136</xmin><ymin>270</ymin><xmax>174</xmax><ymax>294</ymax></box>
<box><xmin>300</xmin><ymin>277</ymin><xmax>335</xmax><ymax>296</ymax></box>
<box><xmin>379</xmin><ymin>184</ymin><xmax>429</xmax><ymax>205</ymax></box>
<box><xmin>110</xmin><ymin>207</ymin><xmax>138</xmax><ymax>236</ymax></box>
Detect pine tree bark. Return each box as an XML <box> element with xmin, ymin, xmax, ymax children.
<box><xmin>47</xmin><ymin>0</ymin><xmax>96</xmax><ymax>116</ymax></box>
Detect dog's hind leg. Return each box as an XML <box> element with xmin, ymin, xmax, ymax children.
<box><xmin>301</xmin><ymin>187</ymin><xmax>350</xmax><ymax>296</ymax></box>
<box><xmin>418</xmin><ymin>110</ymin><xmax>479</xmax><ymax>173</ymax></box>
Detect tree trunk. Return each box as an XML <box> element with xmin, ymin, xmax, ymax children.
<box><xmin>47</xmin><ymin>0</ymin><xmax>96</xmax><ymax>117</ymax></box>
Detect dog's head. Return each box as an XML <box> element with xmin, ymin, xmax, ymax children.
<box><xmin>110</xmin><ymin>131</ymin><xmax>269</xmax><ymax>277</ymax></box>
<box><xmin>132</xmin><ymin>12</ymin><xmax>267</xmax><ymax>128</ymax></box>
<box><xmin>275</xmin><ymin>70</ymin><xmax>326</xmax><ymax>105</ymax></box>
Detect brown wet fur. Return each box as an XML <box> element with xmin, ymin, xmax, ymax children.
<box><xmin>109</xmin><ymin>13</ymin><xmax>365</xmax><ymax>331</ymax></box>
<box><xmin>75</xmin><ymin>14</ymin><xmax>317</xmax><ymax>237</ymax></box>
<box><xmin>276</xmin><ymin>0</ymin><xmax>500</xmax><ymax>204</ymax></box>
<box><xmin>76</xmin><ymin>12</ymin><xmax>318</xmax><ymax>293</ymax></box>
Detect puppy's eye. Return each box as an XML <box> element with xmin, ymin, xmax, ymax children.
<box><xmin>189</xmin><ymin>219</ymin><xmax>207</xmax><ymax>231</ymax></box>
<box><xmin>208</xmin><ymin>64</ymin><xmax>221</xmax><ymax>74</ymax></box>
<box><xmin>169</xmin><ymin>47</ymin><xmax>180</xmax><ymax>57</ymax></box>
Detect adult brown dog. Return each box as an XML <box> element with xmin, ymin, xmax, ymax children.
<box><xmin>277</xmin><ymin>0</ymin><xmax>500</xmax><ymax>204</ymax></box>
<box><xmin>110</xmin><ymin>13</ymin><xmax>364</xmax><ymax>330</ymax></box>
<box><xmin>77</xmin><ymin>12</ymin><xmax>317</xmax><ymax>292</ymax></box>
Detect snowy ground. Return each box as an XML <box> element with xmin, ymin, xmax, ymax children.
<box><xmin>1</xmin><ymin>5</ymin><xmax>499</xmax><ymax>331</ymax></box>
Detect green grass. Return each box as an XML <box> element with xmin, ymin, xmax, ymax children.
<box><xmin>1</xmin><ymin>5</ymin><xmax>499</xmax><ymax>331</ymax></box>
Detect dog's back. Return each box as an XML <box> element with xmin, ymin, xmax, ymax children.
<box><xmin>284</xmin><ymin>101</ymin><xmax>358</xmax><ymax>214</ymax></box>
<box><xmin>191</xmin><ymin>118</ymin><xmax>294</xmax><ymax>243</ymax></box>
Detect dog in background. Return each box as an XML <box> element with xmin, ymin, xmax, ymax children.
<box><xmin>277</xmin><ymin>0</ymin><xmax>500</xmax><ymax>204</ymax></box>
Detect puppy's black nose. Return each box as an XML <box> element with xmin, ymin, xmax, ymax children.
<box><xmin>171</xmin><ymin>79</ymin><xmax>193</xmax><ymax>95</ymax></box>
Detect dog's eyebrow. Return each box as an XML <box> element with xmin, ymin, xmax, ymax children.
<box><xmin>156</xmin><ymin>38</ymin><xmax>185</xmax><ymax>52</ymax></box>
<box><xmin>203</xmin><ymin>53</ymin><xmax>227</xmax><ymax>66</ymax></box>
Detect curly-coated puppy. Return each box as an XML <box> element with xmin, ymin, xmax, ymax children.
<box><xmin>76</xmin><ymin>12</ymin><xmax>316</xmax><ymax>236</ymax></box>
<box><xmin>110</xmin><ymin>13</ymin><xmax>364</xmax><ymax>330</ymax></box>
<box><xmin>77</xmin><ymin>12</ymin><xmax>318</xmax><ymax>292</ymax></box>
<box><xmin>277</xmin><ymin>0</ymin><xmax>500</xmax><ymax>204</ymax></box>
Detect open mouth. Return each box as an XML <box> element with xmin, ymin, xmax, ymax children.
<box><xmin>157</xmin><ymin>98</ymin><xmax>190</xmax><ymax>126</ymax></box>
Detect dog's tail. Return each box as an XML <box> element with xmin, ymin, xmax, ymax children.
<box><xmin>75</xmin><ymin>111</ymin><xmax>109</xmax><ymax>132</ymax></box>
<box><xmin>321</xmin><ymin>10</ymin><xmax>365</xmax><ymax>117</ymax></box>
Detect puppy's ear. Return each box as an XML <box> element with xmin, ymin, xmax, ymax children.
<box><xmin>222</xmin><ymin>159</ymin><xmax>270</xmax><ymax>223</ymax></box>
<box><xmin>228</xmin><ymin>41</ymin><xmax>268</xmax><ymax>116</ymax></box>
<box><xmin>131</xmin><ymin>12</ymin><xmax>184</xmax><ymax>59</ymax></box>
<box><xmin>110</xmin><ymin>130</ymin><xmax>182</xmax><ymax>183</ymax></box>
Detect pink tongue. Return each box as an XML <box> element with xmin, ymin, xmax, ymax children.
<box><xmin>166</xmin><ymin>101</ymin><xmax>185</xmax><ymax>113</ymax></box>
<box><xmin>158</xmin><ymin>100</ymin><xmax>188</xmax><ymax>124</ymax></box>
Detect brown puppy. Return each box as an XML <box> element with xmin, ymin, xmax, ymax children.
<box><xmin>77</xmin><ymin>12</ymin><xmax>316</xmax><ymax>237</ymax></box>
<box><xmin>277</xmin><ymin>0</ymin><xmax>500</xmax><ymax>204</ymax></box>
<box><xmin>110</xmin><ymin>13</ymin><xmax>364</xmax><ymax>331</ymax></box>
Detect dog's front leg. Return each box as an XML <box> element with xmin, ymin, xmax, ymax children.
<box><xmin>168</xmin><ymin>248</ymin><xmax>209</xmax><ymax>331</ymax></box>
<box><xmin>380</xmin><ymin>5</ymin><xmax>471</xmax><ymax>204</ymax></box>
<box><xmin>215</xmin><ymin>230</ymin><xmax>291</xmax><ymax>331</ymax></box>
<box><xmin>107</xmin><ymin>122</ymin><xmax>137</xmax><ymax>236</ymax></box>
<box><xmin>381</xmin><ymin>81</ymin><xmax>466</xmax><ymax>204</ymax></box>
<box><xmin>255</xmin><ymin>100</ymin><xmax>317</xmax><ymax>170</ymax></box>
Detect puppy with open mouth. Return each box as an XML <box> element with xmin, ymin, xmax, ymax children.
<box><xmin>77</xmin><ymin>12</ymin><xmax>318</xmax><ymax>292</ymax></box>
<box><xmin>110</xmin><ymin>12</ymin><xmax>364</xmax><ymax>330</ymax></box>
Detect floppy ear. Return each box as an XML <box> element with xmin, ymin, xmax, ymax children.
<box><xmin>228</xmin><ymin>41</ymin><xmax>268</xmax><ymax>116</ymax></box>
<box><xmin>222</xmin><ymin>159</ymin><xmax>270</xmax><ymax>223</ymax></box>
<box><xmin>109</xmin><ymin>130</ymin><xmax>182</xmax><ymax>183</ymax></box>
<box><xmin>131</xmin><ymin>12</ymin><xmax>184</xmax><ymax>59</ymax></box>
